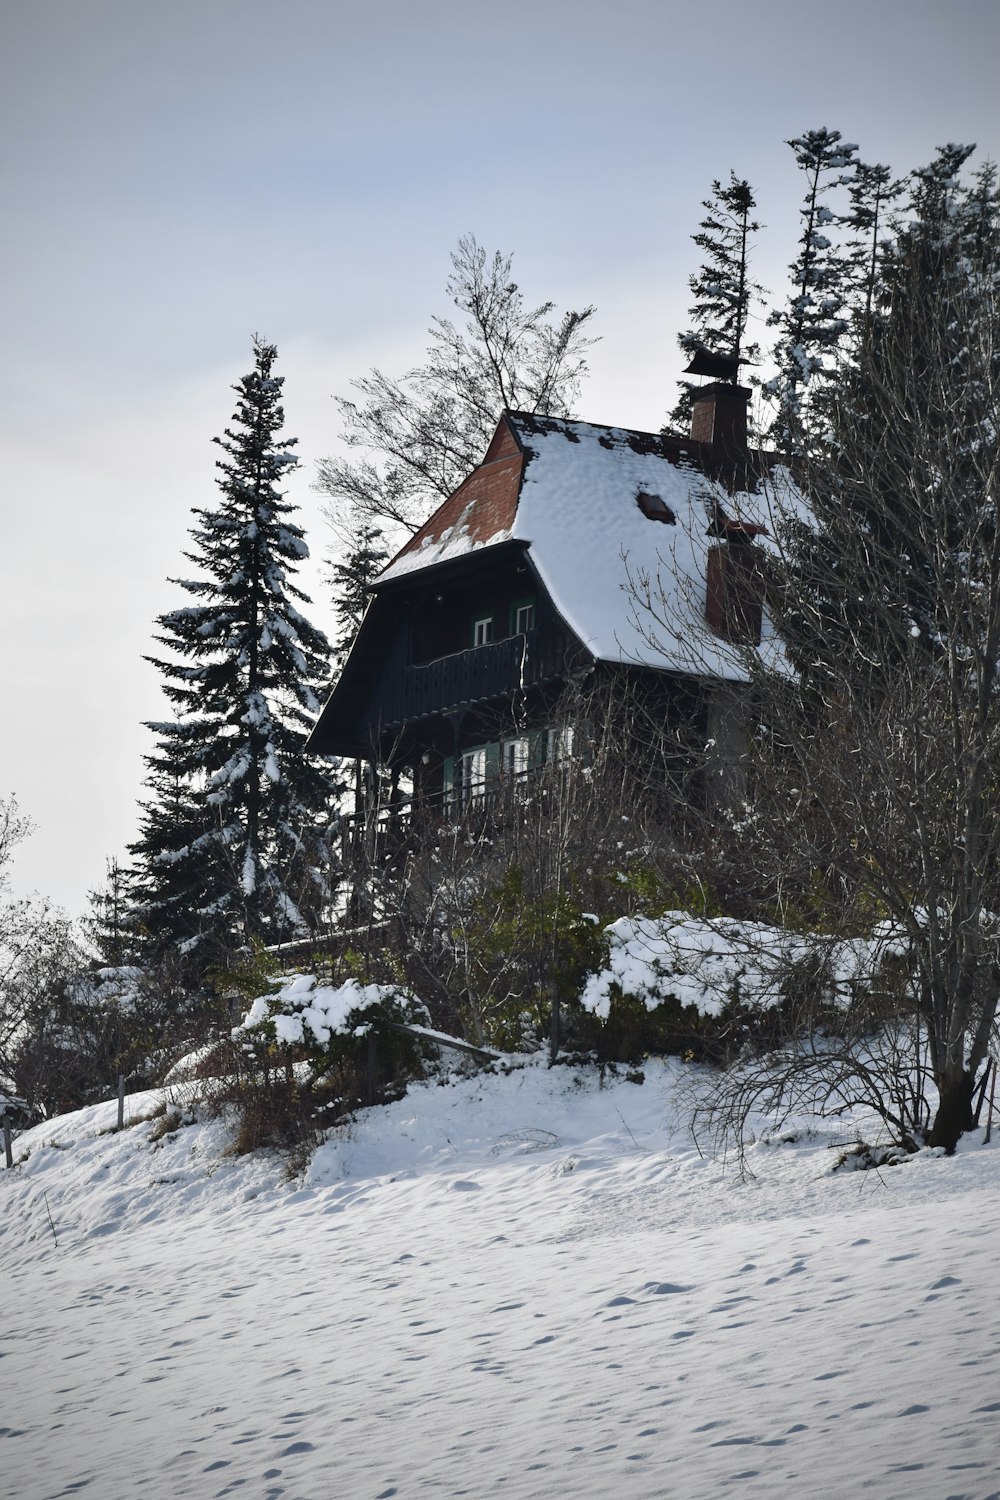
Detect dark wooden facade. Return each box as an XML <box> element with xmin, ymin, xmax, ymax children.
<box><xmin>308</xmin><ymin>539</ymin><xmax>587</xmax><ymax>799</ymax></box>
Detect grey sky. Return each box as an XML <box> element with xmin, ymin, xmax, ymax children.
<box><xmin>2</xmin><ymin>0</ymin><xmax>999</xmax><ymax>914</ymax></box>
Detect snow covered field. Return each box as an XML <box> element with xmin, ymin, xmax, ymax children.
<box><xmin>3</xmin><ymin>1059</ymin><xmax>1000</xmax><ymax>1500</ymax></box>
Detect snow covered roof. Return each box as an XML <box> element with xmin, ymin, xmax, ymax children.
<box><xmin>381</xmin><ymin>411</ymin><xmax>772</xmax><ymax>679</ymax></box>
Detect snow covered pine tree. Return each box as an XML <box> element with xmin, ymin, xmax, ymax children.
<box><xmin>668</xmin><ymin>171</ymin><xmax>764</xmax><ymax>432</ymax></box>
<box><xmin>766</xmin><ymin>128</ymin><xmax>858</xmax><ymax>453</ymax></box>
<box><xmin>134</xmin><ymin>339</ymin><xmax>337</xmax><ymax>968</ymax></box>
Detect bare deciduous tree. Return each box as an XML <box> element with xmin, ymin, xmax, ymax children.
<box><xmin>316</xmin><ymin>235</ymin><xmax>597</xmax><ymax>542</ymax></box>
<box><xmin>0</xmin><ymin>799</ymin><xmax>83</xmax><ymax>1108</ymax></box>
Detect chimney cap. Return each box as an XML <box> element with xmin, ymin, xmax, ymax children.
<box><xmin>684</xmin><ymin>349</ymin><xmax>743</xmax><ymax>381</ymax></box>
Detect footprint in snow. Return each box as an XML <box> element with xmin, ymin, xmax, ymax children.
<box><xmin>451</xmin><ymin>1180</ymin><xmax>481</xmax><ymax>1192</ymax></box>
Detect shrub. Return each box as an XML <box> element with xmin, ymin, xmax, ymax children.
<box><xmin>459</xmin><ymin>866</ymin><xmax>610</xmax><ymax>1051</ymax></box>
<box><xmin>220</xmin><ymin>975</ymin><xmax>433</xmax><ymax>1156</ymax></box>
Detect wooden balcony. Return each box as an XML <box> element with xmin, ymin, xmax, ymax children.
<box><xmin>369</xmin><ymin>629</ymin><xmax>566</xmax><ymax>728</ymax></box>
<box><xmin>338</xmin><ymin>769</ymin><xmax>560</xmax><ymax>869</ymax></box>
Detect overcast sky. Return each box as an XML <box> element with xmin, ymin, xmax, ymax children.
<box><xmin>3</xmin><ymin>0</ymin><xmax>999</xmax><ymax>917</ymax></box>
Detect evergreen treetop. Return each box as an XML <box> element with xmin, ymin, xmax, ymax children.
<box><xmin>766</xmin><ymin>127</ymin><xmax>859</xmax><ymax>452</ymax></box>
<box><xmin>328</xmin><ymin>522</ymin><xmax>389</xmax><ymax>670</ymax></box>
<box><xmin>841</xmin><ymin>157</ymin><xmax>903</xmax><ymax>331</ymax></box>
<box><xmin>669</xmin><ymin>172</ymin><xmax>765</xmax><ymax>433</ymax></box>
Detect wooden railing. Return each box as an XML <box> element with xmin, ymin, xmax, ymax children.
<box><xmin>369</xmin><ymin>629</ymin><xmax>565</xmax><ymax>727</ymax></box>
<box><xmin>337</xmin><ymin>768</ymin><xmax>563</xmax><ymax>869</ymax></box>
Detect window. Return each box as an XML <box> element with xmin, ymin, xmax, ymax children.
<box><xmin>502</xmin><ymin>737</ymin><xmax>530</xmax><ymax>777</ymax></box>
<box><xmin>461</xmin><ymin>748</ymin><xmax>488</xmax><ymax>802</ymax></box>
<box><xmin>513</xmin><ymin>601</ymin><xmax>535</xmax><ymax>634</ymax></box>
<box><xmin>472</xmin><ymin>615</ymin><xmax>494</xmax><ymax>647</ymax></box>
<box><xmin>546</xmin><ymin>724</ymin><xmax>575</xmax><ymax>766</ymax></box>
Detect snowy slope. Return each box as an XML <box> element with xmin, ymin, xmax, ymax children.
<box><xmin>3</xmin><ymin>1060</ymin><xmax>1000</xmax><ymax>1500</ymax></box>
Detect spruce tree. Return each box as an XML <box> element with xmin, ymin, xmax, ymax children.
<box><xmin>134</xmin><ymin>339</ymin><xmax>337</xmax><ymax>966</ymax></box>
<box><xmin>130</xmin><ymin>745</ymin><xmax>227</xmax><ymax>961</ymax></box>
<box><xmin>80</xmin><ymin>859</ymin><xmax>142</xmax><ymax>967</ymax></box>
<box><xmin>328</xmin><ymin>521</ymin><xmax>388</xmax><ymax>669</ymax></box>
<box><xmin>841</xmin><ymin>157</ymin><xmax>902</xmax><ymax>333</ymax></box>
<box><xmin>668</xmin><ymin>172</ymin><xmax>764</xmax><ymax>432</ymax></box>
<box><xmin>766</xmin><ymin>128</ymin><xmax>858</xmax><ymax>452</ymax></box>
<box><xmin>779</xmin><ymin>142</ymin><xmax>1000</xmax><ymax>668</ymax></box>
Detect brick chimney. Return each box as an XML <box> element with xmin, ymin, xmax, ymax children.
<box><xmin>690</xmin><ymin>383</ymin><xmax>752</xmax><ymax>492</ymax></box>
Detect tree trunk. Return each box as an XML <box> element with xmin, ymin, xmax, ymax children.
<box><xmin>927</xmin><ymin>1067</ymin><xmax>975</xmax><ymax>1153</ymax></box>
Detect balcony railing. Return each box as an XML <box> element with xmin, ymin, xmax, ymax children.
<box><xmin>337</xmin><ymin>769</ymin><xmax>561</xmax><ymax>868</ymax></box>
<box><xmin>370</xmin><ymin>629</ymin><xmax>565</xmax><ymax>728</ymax></box>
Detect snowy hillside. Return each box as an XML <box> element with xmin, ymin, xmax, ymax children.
<box><xmin>4</xmin><ymin>1060</ymin><xmax>1000</xmax><ymax>1499</ymax></box>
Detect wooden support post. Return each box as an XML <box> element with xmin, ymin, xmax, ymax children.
<box><xmin>117</xmin><ymin>1074</ymin><xmax>126</xmax><ymax>1131</ymax></box>
<box><xmin>2</xmin><ymin>1113</ymin><xmax>12</xmax><ymax>1170</ymax></box>
<box><xmin>366</xmin><ymin>1032</ymin><xmax>377</xmax><ymax>1107</ymax></box>
<box><xmin>985</xmin><ymin>1061</ymin><xmax>997</xmax><ymax>1145</ymax></box>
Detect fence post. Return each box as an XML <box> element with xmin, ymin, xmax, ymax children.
<box><xmin>365</xmin><ymin>1033</ymin><xmax>377</xmax><ymax>1106</ymax></box>
<box><xmin>117</xmin><ymin>1074</ymin><xmax>125</xmax><ymax>1131</ymax></box>
<box><xmin>2</xmin><ymin>1112</ymin><xmax>12</xmax><ymax>1170</ymax></box>
<box><xmin>985</xmin><ymin>1062</ymin><xmax>997</xmax><ymax>1146</ymax></box>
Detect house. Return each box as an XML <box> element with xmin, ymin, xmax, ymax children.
<box><xmin>306</xmin><ymin>382</ymin><xmax>767</xmax><ymax>818</ymax></box>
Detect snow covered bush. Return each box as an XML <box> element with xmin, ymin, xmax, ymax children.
<box><xmin>577</xmin><ymin>912</ymin><xmax>914</xmax><ymax>1068</ymax></box>
<box><xmin>238</xmin><ymin>974</ymin><xmax>428</xmax><ymax>1061</ymax></box>
<box><xmin>578</xmin><ymin>912</ymin><xmax>945</xmax><ymax>1157</ymax></box>
<box><xmin>221</xmin><ymin>974</ymin><xmax>432</xmax><ymax>1154</ymax></box>
<box><xmin>581</xmin><ymin>913</ymin><xmax>811</xmax><ymax>1020</ymax></box>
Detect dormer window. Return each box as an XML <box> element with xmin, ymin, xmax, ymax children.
<box><xmin>637</xmin><ymin>491</ymin><xmax>675</xmax><ymax>524</ymax></box>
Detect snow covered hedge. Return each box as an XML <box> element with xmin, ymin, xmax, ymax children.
<box><xmin>221</xmin><ymin>975</ymin><xmax>435</xmax><ymax>1149</ymax></box>
<box><xmin>236</xmin><ymin>974</ymin><xmax>430</xmax><ymax>1053</ymax></box>
<box><xmin>575</xmin><ymin>912</ymin><xmax>912</xmax><ymax>1061</ymax></box>
<box><xmin>232</xmin><ymin>915</ymin><xmax>912</xmax><ymax>1077</ymax></box>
